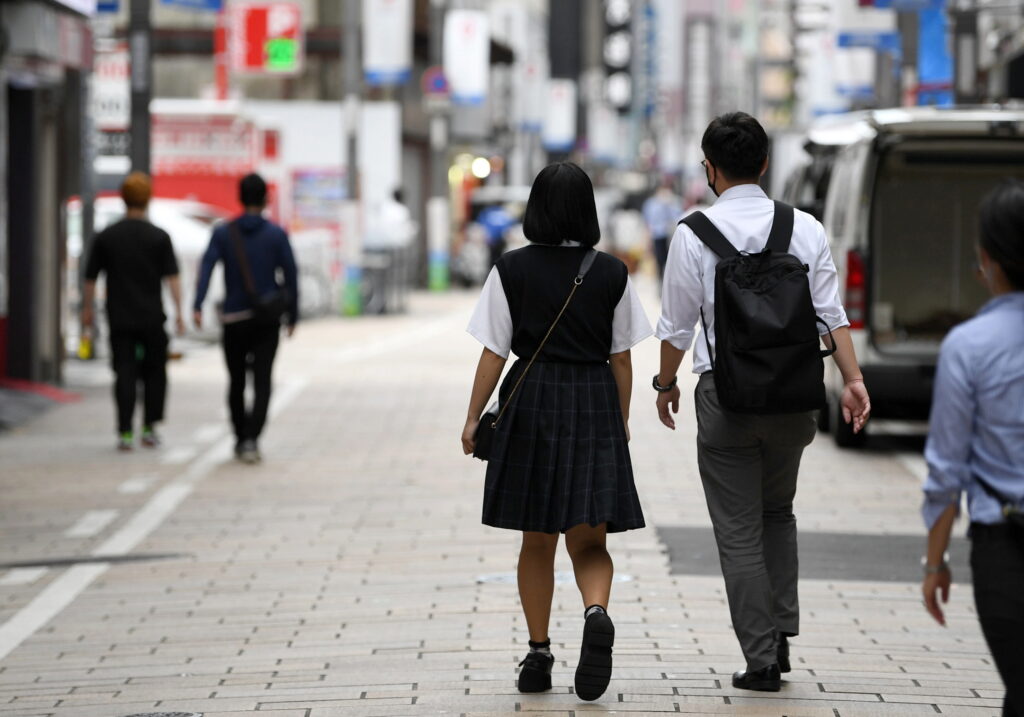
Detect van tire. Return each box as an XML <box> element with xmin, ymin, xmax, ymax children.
<box><xmin>832</xmin><ymin>395</ymin><xmax>867</xmax><ymax>448</ymax></box>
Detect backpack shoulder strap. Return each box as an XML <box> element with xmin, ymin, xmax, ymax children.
<box><xmin>680</xmin><ymin>211</ymin><xmax>738</xmax><ymax>259</ymax></box>
<box><xmin>765</xmin><ymin>200</ymin><xmax>795</xmax><ymax>253</ymax></box>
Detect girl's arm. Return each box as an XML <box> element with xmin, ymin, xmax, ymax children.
<box><xmin>462</xmin><ymin>347</ymin><xmax>508</xmax><ymax>454</ymax></box>
<box><xmin>609</xmin><ymin>349</ymin><xmax>632</xmax><ymax>440</ymax></box>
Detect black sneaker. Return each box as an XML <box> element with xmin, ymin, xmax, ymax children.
<box><xmin>237</xmin><ymin>439</ymin><xmax>259</xmax><ymax>464</ymax></box>
<box><xmin>575</xmin><ymin>610</ymin><xmax>614</xmax><ymax>701</ymax></box>
<box><xmin>517</xmin><ymin>651</ymin><xmax>554</xmax><ymax>693</ymax></box>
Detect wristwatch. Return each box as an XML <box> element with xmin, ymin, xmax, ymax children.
<box><xmin>652</xmin><ymin>374</ymin><xmax>677</xmax><ymax>393</ymax></box>
<box><xmin>921</xmin><ymin>552</ymin><xmax>950</xmax><ymax>575</ymax></box>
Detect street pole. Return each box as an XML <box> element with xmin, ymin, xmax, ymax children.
<box><xmin>426</xmin><ymin>0</ymin><xmax>450</xmax><ymax>292</ymax></box>
<box><xmin>341</xmin><ymin>0</ymin><xmax>363</xmax><ymax>315</ymax></box>
<box><xmin>129</xmin><ymin>0</ymin><xmax>151</xmax><ymax>174</ymax></box>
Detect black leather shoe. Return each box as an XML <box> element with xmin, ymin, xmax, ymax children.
<box><xmin>575</xmin><ymin>611</ymin><xmax>615</xmax><ymax>701</ymax></box>
<box><xmin>517</xmin><ymin>651</ymin><xmax>554</xmax><ymax>693</ymax></box>
<box><xmin>778</xmin><ymin>635</ymin><xmax>791</xmax><ymax>673</ymax></box>
<box><xmin>732</xmin><ymin>663</ymin><xmax>781</xmax><ymax>691</ymax></box>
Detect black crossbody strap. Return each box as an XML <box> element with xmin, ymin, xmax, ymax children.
<box><xmin>766</xmin><ymin>200</ymin><xmax>795</xmax><ymax>253</ymax></box>
<box><xmin>229</xmin><ymin>221</ymin><xmax>261</xmax><ymax>304</ymax></box>
<box><xmin>490</xmin><ymin>249</ymin><xmax>598</xmax><ymax>428</ymax></box>
<box><xmin>680</xmin><ymin>211</ymin><xmax>737</xmax><ymax>259</ymax></box>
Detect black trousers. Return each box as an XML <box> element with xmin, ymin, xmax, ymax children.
<box><xmin>971</xmin><ymin>523</ymin><xmax>1024</xmax><ymax>717</ymax></box>
<box><xmin>652</xmin><ymin>235</ymin><xmax>670</xmax><ymax>282</ymax></box>
<box><xmin>109</xmin><ymin>327</ymin><xmax>168</xmax><ymax>434</ymax></box>
<box><xmin>222</xmin><ymin>320</ymin><xmax>280</xmax><ymax>443</ymax></box>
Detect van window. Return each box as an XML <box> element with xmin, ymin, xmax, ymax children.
<box><xmin>870</xmin><ymin>140</ymin><xmax>1024</xmax><ymax>352</ymax></box>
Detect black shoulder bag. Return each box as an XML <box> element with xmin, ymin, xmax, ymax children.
<box><xmin>473</xmin><ymin>249</ymin><xmax>599</xmax><ymax>461</ymax></box>
<box><xmin>229</xmin><ymin>221</ymin><xmax>290</xmax><ymax>327</ymax></box>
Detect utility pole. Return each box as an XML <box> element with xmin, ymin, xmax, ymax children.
<box><xmin>426</xmin><ymin>0</ymin><xmax>450</xmax><ymax>291</ymax></box>
<box><xmin>129</xmin><ymin>0</ymin><xmax>152</xmax><ymax>174</ymax></box>
<box><xmin>341</xmin><ymin>0</ymin><xmax>363</xmax><ymax>315</ymax></box>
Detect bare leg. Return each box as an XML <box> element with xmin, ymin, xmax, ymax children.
<box><xmin>565</xmin><ymin>523</ymin><xmax>612</xmax><ymax>609</ymax></box>
<box><xmin>518</xmin><ymin>531</ymin><xmax>559</xmax><ymax>642</ymax></box>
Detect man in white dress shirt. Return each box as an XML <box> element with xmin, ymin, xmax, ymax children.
<box><xmin>653</xmin><ymin>112</ymin><xmax>871</xmax><ymax>691</ymax></box>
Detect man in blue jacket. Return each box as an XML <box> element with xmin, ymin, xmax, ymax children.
<box><xmin>193</xmin><ymin>173</ymin><xmax>299</xmax><ymax>463</ymax></box>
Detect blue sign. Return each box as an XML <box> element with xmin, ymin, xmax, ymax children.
<box><xmin>837</xmin><ymin>31</ymin><xmax>901</xmax><ymax>53</ymax></box>
<box><xmin>872</xmin><ymin>0</ymin><xmax>943</xmax><ymax>10</ymax></box>
<box><xmin>97</xmin><ymin>0</ymin><xmax>119</xmax><ymax>11</ymax></box>
<box><xmin>159</xmin><ymin>0</ymin><xmax>222</xmax><ymax>10</ymax></box>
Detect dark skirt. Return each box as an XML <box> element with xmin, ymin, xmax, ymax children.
<box><xmin>482</xmin><ymin>360</ymin><xmax>646</xmax><ymax>534</ymax></box>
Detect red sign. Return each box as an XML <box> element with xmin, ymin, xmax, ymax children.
<box><xmin>227</xmin><ymin>2</ymin><xmax>303</xmax><ymax>75</ymax></box>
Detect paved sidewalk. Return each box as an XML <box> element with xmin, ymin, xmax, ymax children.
<box><xmin>0</xmin><ymin>287</ymin><xmax>1005</xmax><ymax>717</ymax></box>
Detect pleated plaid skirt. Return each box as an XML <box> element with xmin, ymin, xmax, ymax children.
<box><xmin>482</xmin><ymin>360</ymin><xmax>646</xmax><ymax>534</ymax></box>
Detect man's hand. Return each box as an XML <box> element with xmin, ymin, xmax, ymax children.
<box><xmin>174</xmin><ymin>315</ymin><xmax>186</xmax><ymax>336</ymax></box>
<box><xmin>193</xmin><ymin>310</ymin><xmax>203</xmax><ymax>330</ymax></box>
<box><xmin>922</xmin><ymin>568</ymin><xmax>952</xmax><ymax>626</ymax></box>
<box><xmin>841</xmin><ymin>380</ymin><xmax>871</xmax><ymax>433</ymax></box>
<box><xmin>656</xmin><ymin>385</ymin><xmax>681</xmax><ymax>430</ymax></box>
<box><xmin>81</xmin><ymin>305</ymin><xmax>94</xmax><ymax>329</ymax></box>
<box><xmin>286</xmin><ymin>324</ymin><xmax>296</xmax><ymax>338</ymax></box>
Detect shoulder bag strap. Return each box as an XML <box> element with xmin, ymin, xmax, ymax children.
<box><xmin>680</xmin><ymin>211</ymin><xmax>737</xmax><ymax>259</ymax></box>
<box><xmin>489</xmin><ymin>249</ymin><xmax>598</xmax><ymax>428</ymax></box>
<box><xmin>229</xmin><ymin>221</ymin><xmax>260</xmax><ymax>303</ymax></box>
<box><xmin>765</xmin><ymin>200</ymin><xmax>795</xmax><ymax>253</ymax></box>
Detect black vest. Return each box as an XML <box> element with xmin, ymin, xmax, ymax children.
<box><xmin>496</xmin><ymin>245</ymin><xmax>628</xmax><ymax>363</ymax></box>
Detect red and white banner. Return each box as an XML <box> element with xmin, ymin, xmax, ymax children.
<box><xmin>443</xmin><ymin>10</ymin><xmax>489</xmax><ymax>105</ymax></box>
<box><xmin>227</xmin><ymin>2</ymin><xmax>304</xmax><ymax>75</ymax></box>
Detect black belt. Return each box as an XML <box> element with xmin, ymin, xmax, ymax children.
<box><xmin>969</xmin><ymin>521</ymin><xmax>1018</xmax><ymax>540</ymax></box>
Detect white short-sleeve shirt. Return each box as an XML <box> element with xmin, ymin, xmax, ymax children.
<box><xmin>467</xmin><ymin>251</ymin><xmax>653</xmax><ymax>359</ymax></box>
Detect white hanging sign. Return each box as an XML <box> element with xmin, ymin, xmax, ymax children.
<box><xmin>362</xmin><ymin>0</ymin><xmax>413</xmax><ymax>86</ymax></box>
<box><xmin>443</xmin><ymin>10</ymin><xmax>490</xmax><ymax>105</ymax></box>
<box><xmin>542</xmin><ymin>79</ymin><xmax>577</xmax><ymax>152</ymax></box>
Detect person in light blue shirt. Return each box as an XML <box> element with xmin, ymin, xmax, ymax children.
<box><xmin>921</xmin><ymin>179</ymin><xmax>1024</xmax><ymax>717</ymax></box>
<box><xmin>642</xmin><ymin>178</ymin><xmax>683</xmax><ymax>281</ymax></box>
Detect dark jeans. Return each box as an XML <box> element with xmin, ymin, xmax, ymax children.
<box><xmin>109</xmin><ymin>327</ymin><xmax>169</xmax><ymax>434</ymax></box>
<box><xmin>653</xmin><ymin>235</ymin><xmax>670</xmax><ymax>282</ymax></box>
<box><xmin>971</xmin><ymin>522</ymin><xmax>1024</xmax><ymax>717</ymax></box>
<box><xmin>222</xmin><ymin>320</ymin><xmax>280</xmax><ymax>444</ymax></box>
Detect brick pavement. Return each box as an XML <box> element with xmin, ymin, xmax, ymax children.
<box><xmin>0</xmin><ymin>286</ymin><xmax>1005</xmax><ymax>716</ymax></box>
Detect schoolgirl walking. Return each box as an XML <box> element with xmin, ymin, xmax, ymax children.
<box><xmin>461</xmin><ymin>162</ymin><xmax>651</xmax><ymax>701</ymax></box>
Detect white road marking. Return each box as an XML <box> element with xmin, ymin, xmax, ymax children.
<box><xmin>0</xmin><ymin>377</ymin><xmax>310</xmax><ymax>662</ymax></box>
<box><xmin>897</xmin><ymin>452</ymin><xmax>929</xmax><ymax>482</ymax></box>
<box><xmin>191</xmin><ymin>423</ymin><xmax>224</xmax><ymax>444</ymax></box>
<box><xmin>159</xmin><ymin>446</ymin><xmax>198</xmax><ymax>465</ymax></box>
<box><xmin>63</xmin><ymin>510</ymin><xmax>119</xmax><ymax>539</ymax></box>
<box><xmin>0</xmin><ymin>568</ymin><xmax>48</xmax><ymax>587</ymax></box>
<box><xmin>117</xmin><ymin>474</ymin><xmax>160</xmax><ymax>495</ymax></box>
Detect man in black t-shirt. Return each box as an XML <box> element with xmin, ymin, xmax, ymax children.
<box><xmin>82</xmin><ymin>172</ymin><xmax>185</xmax><ymax>451</ymax></box>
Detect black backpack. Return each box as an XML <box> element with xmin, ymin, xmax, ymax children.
<box><xmin>680</xmin><ymin>201</ymin><xmax>835</xmax><ymax>414</ymax></box>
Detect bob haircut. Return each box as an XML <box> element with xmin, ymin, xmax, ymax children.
<box><xmin>979</xmin><ymin>178</ymin><xmax>1024</xmax><ymax>290</ymax></box>
<box><xmin>522</xmin><ymin>162</ymin><xmax>601</xmax><ymax>247</ymax></box>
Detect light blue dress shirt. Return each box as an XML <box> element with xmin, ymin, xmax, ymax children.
<box><xmin>922</xmin><ymin>292</ymin><xmax>1024</xmax><ymax>529</ymax></box>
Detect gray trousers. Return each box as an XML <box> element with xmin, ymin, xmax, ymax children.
<box><xmin>694</xmin><ymin>372</ymin><xmax>817</xmax><ymax>670</ymax></box>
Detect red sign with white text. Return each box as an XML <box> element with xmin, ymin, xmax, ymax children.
<box><xmin>227</xmin><ymin>2</ymin><xmax>303</xmax><ymax>75</ymax></box>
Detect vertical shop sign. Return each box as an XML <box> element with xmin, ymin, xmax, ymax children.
<box><xmin>228</xmin><ymin>2</ymin><xmax>304</xmax><ymax>75</ymax></box>
<box><xmin>542</xmin><ymin>79</ymin><xmax>577</xmax><ymax>152</ymax></box>
<box><xmin>362</xmin><ymin>0</ymin><xmax>413</xmax><ymax>86</ymax></box>
<box><xmin>443</xmin><ymin>10</ymin><xmax>490</xmax><ymax>105</ymax></box>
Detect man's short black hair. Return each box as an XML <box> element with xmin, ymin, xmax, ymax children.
<box><xmin>522</xmin><ymin>162</ymin><xmax>600</xmax><ymax>247</ymax></box>
<box><xmin>979</xmin><ymin>178</ymin><xmax>1024</xmax><ymax>290</ymax></box>
<box><xmin>701</xmin><ymin>112</ymin><xmax>769</xmax><ymax>181</ymax></box>
<box><xmin>239</xmin><ymin>173</ymin><xmax>268</xmax><ymax>207</ymax></box>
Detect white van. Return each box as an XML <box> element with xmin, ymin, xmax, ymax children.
<box><xmin>816</xmin><ymin>107</ymin><xmax>1024</xmax><ymax>446</ymax></box>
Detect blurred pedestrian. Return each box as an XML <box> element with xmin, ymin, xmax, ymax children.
<box><xmin>193</xmin><ymin>173</ymin><xmax>299</xmax><ymax>464</ymax></box>
<box><xmin>654</xmin><ymin>112</ymin><xmax>870</xmax><ymax>691</ymax></box>
<box><xmin>461</xmin><ymin>162</ymin><xmax>651</xmax><ymax>701</ymax></box>
<box><xmin>477</xmin><ymin>202</ymin><xmax>514</xmax><ymax>267</ymax></box>
<box><xmin>921</xmin><ymin>180</ymin><xmax>1024</xmax><ymax>717</ymax></box>
<box><xmin>81</xmin><ymin>172</ymin><xmax>185</xmax><ymax>451</ymax></box>
<box><xmin>642</xmin><ymin>177</ymin><xmax>683</xmax><ymax>281</ymax></box>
